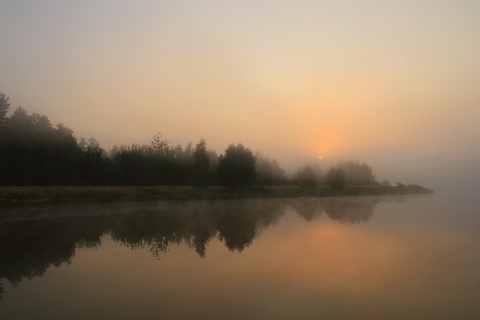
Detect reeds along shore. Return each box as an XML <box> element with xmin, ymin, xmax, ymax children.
<box><xmin>0</xmin><ymin>184</ymin><xmax>434</xmax><ymax>207</ymax></box>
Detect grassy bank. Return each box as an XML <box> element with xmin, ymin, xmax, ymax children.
<box><xmin>0</xmin><ymin>184</ymin><xmax>433</xmax><ymax>207</ymax></box>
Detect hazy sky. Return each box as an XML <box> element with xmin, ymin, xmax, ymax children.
<box><xmin>1</xmin><ymin>1</ymin><xmax>479</xmax><ymax>192</ymax></box>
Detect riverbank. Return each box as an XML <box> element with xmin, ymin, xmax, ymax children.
<box><xmin>0</xmin><ymin>184</ymin><xmax>433</xmax><ymax>207</ymax></box>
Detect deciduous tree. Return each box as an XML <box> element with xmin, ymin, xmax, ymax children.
<box><xmin>325</xmin><ymin>168</ymin><xmax>347</xmax><ymax>191</ymax></box>
<box><xmin>217</xmin><ymin>144</ymin><xmax>256</xmax><ymax>187</ymax></box>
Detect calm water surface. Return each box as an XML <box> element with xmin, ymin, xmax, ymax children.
<box><xmin>1</xmin><ymin>194</ymin><xmax>479</xmax><ymax>319</ymax></box>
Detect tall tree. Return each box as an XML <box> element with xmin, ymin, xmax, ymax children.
<box><xmin>217</xmin><ymin>144</ymin><xmax>256</xmax><ymax>187</ymax></box>
<box><xmin>151</xmin><ymin>132</ymin><xmax>171</xmax><ymax>156</ymax></box>
<box><xmin>0</xmin><ymin>93</ymin><xmax>10</xmax><ymax>127</ymax></box>
<box><xmin>0</xmin><ymin>93</ymin><xmax>9</xmax><ymax>184</ymax></box>
<box><xmin>192</xmin><ymin>139</ymin><xmax>210</xmax><ymax>186</ymax></box>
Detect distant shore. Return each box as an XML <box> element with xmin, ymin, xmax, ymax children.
<box><xmin>0</xmin><ymin>184</ymin><xmax>433</xmax><ymax>207</ymax></box>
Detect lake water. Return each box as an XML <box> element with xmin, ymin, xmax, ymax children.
<box><xmin>1</xmin><ymin>194</ymin><xmax>479</xmax><ymax>319</ymax></box>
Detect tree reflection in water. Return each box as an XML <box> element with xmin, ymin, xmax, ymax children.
<box><xmin>0</xmin><ymin>196</ymin><xmax>411</xmax><ymax>298</ymax></box>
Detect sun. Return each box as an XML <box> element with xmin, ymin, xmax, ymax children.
<box><xmin>318</xmin><ymin>155</ymin><xmax>323</xmax><ymax>160</ymax></box>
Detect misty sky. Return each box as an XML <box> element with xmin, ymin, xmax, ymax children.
<box><xmin>1</xmin><ymin>1</ymin><xmax>479</xmax><ymax>193</ymax></box>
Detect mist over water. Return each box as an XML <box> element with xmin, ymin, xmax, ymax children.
<box><xmin>1</xmin><ymin>1</ymin><xmax>480</xmax><ymax>318</ymax></box>
<box><xmin>1</xmin><ymin>194</ymin><xmax>479</xmax><ymax>319</ymax></box>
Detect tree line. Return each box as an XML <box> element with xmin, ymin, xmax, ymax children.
<box><xmin>0</xmin><ymin>92</ymin><xmax>378</xmax><ymax>188</ymax></box>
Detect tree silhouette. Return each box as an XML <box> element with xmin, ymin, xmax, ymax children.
<box><xmin>381</xmin><ymin>179</ymin><xmax>391</xmax><ymax>186</ymax></box>
<box><xmin>325</xmin><ymin>168</ymin><xmax>346</xmax><ymax>191</ymax></box>
<box><xmin>337</xmin><ymin>160</ymin><xmax>375</xmax><ymax>185</ymax></box>
<box><xmin>0</xmin><ymin>92</ymin><xmax>394</xmax><ymax>190</ymax></box>
<box><xmin>254</xmin><ymin>152</ymin><xmax>286</xmax><ymax>185</ymax></box>
<box><xmin>217</xmin><ymin>144</ymin><xmax>256</xmax><ymax>187</ymax></box>
<box><xmin>0</xmin><ymin>93</ymin><xmax>10</xmax><ymax>127</ymax></box>
<box><xmin>294</xmin><ymin>165</ymin><xmax>318</xmax><ymax>188</ymax></box>
<box><xmin>0</xmin><ymin>93</ymin><xmax>10</xmax><ymax>183</ymax></box>
<box><xmin>0</xmin><ymin>107</ymin><xmax>83</xmax><ymax>185</ymax></box>
<box><xmin>192</xmin><ymin>139</ymin><xmax>210</xmax><ymax>186</ymax></box>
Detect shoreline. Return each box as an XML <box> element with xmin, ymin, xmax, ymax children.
<box><xmin>0</xmin><ymin>184</ymin><xmax>434</xmax><ymax>208</ymax></box>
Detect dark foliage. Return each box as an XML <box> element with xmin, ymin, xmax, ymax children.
<box><xmin>192</xmin><ymin>139</ymin><xmax>210</xmax><ymax>186</ymax></box>
<box><xmin>0</xmin><ymin>93</ymin><xmax>10</xmax><ymax>127</ymax></box>
<box><xmin>0</xmin><ymin>97</ymin><xmax>202</xmax><ymax>186</ymax></box>
<box><xmin>294</xmin><ymin>165</ymin><xmax>318</xmax><ymax>188</ymax></box>
<box><xmin>0</xmin><ymin>92</ymin><xmax>387</xmax><ymax>189</ymax></box>
<box><xmin>217</xmin><ymin>144</ymin><xmax>256</xmax><ymax>187</ymax></box>
<box><xmin>0</xmin><ymin>106</ymin><xmax>83</xmax><ymax>185</ymax></box>
<box><xmin>337</xmin><ymin>160</ymin><xmax>375</xmax><ymax>185</ymax></box>
<box><xmin>254</xmin><ymin>152</ymin><xmax>287</xmax><ymax>185</ymax></box>
<box><xmin>325</xmin><ymin>168</ymin><xmax>347</xmax><ymax>191</ymax></box>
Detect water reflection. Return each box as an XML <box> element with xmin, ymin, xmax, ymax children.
<box><xmin>0</xmin><ymin>196</ymin><xmax>416</xmax><ymax>299</ymax></box>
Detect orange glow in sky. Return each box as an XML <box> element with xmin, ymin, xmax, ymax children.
<box><xmin>1</xmin><ymin>0</ymin><xmax>479</xmax><ymax>186</ymax></box>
